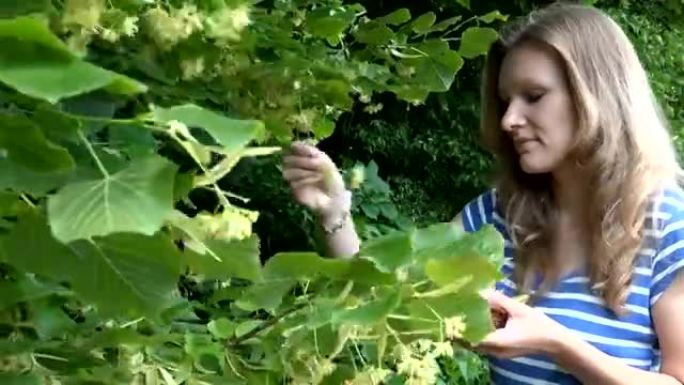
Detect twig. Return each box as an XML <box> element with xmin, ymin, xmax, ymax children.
<box><xmin>227</xmin><ymin>303</ymin><xmax>307</xmax><ymax>347</ymax></box>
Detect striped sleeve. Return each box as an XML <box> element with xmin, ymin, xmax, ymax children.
<box><xmin>459</xmin><ymin>189</ymin><xmax>497</xmax><ymax>233</ymax></box>
<box><xmin>651</xmin><ymin>207</ymin><xmax>684</xmax><ymax>305</ymax></box>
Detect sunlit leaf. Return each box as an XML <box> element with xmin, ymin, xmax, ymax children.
<box><xmin>48</xmin><ymin>155</ymin><xmax>177</xmax><ymax>243</ymax></box>
<box><xmin>148</xmin><ymin>104</ymin><xmax>264</xmax><ymax>153</ymax></box>
<box><xmin>404</xmin><ymin>40</ymin><xmax>464</xmax><ymax>92</ymax></box>
<box><xmin>458</xmin><ymin>27</ymin><xmax>498</xmax><ymax>59</ymax></box>
<box><xmin>183</xmin><ymin>235</ymin><xmax>262</xmax><ymax>282</ymax></box>
<box><xmin>0</xmin><ymin>113</ymin><xmax>74</xmax><ymax>172</ymax></box>
<box><xmin>479</xmin><ymin>10</ymin><xmax>509</xmax><ymax>23</ymax></box>
<box><xmin>376</xmin><ymin>8</ymin><xmax>411</xmax><ymax>25</ymax></box>
<box><xmin>411</xmin><ymin>12</ymin><xmax>437</xmax><ymax>34</ymax></box>
<box><xmin>359</xmin><ymin>230</ymin><xmax>414</xmax><ymax>272</ymax></box>
<box><xmin>5</xmin><ymin>211</ymin><xmax>182</xmax><ymax>317</ymax></box>
<box><xmin>208</xmin><ymin>318</ymin><xmax>237</xmax><ymax>339</ymax></box>
<box><xmin>0</xmin><ymin>373</ymin><xmax>42</xmax><ymax>385</ymax></box>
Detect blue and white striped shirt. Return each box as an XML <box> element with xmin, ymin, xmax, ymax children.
<box><xmin>459</xmin><ymin>185</ymin><xmax>684</xmax><ymax>384</ymax></box>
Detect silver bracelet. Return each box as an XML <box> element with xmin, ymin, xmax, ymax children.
<box><xmin>321</xmin><ymin>190</ymin><xmax>352</xmax><ymax>235</ymax></box>
<box><xmin>322</xmin><ymin>210</ymin><xmax>350</xmax><ymax>235</ymax></box>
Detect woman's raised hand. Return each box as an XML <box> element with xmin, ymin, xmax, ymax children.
<box><xmin>282</xmin><ymin>141</ymin><xmax>349</xmax><ymax>220</ymax></box>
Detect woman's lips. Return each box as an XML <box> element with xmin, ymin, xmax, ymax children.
<box><xmin>514</xmin><ymin>138</ymin><xmax>539</xmax><ymax>154</ymax></box>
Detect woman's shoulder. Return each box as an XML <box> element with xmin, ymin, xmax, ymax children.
<box><xmin>458</xmin><ymin>188</ymin><xmax>505</xmax><ymax>233</ymax></box>
<box><xmin>646</xmin><ymin>182</ymin><xmax>684</xmax><ymax>305</ymax></box>
<box><xmin>650</xmin><ymin>182</ymin><xmax>684</xmax><ymax>218</ymax></box>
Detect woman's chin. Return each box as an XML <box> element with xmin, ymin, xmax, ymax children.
<box><xmin>519</xmin><ymin>155</ymin><xmax>552</xmax><ymax>174</ymax></box>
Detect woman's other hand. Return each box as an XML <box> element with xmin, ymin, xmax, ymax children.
<box><xmin>282</xmin><ymin>141</ymin><xmax>349</xmax><ymax>220</ymax></box>
<box><xmin>476</xmin><ymin>290</ymin><xmax>570</xmax><ymax>359</ymax></box>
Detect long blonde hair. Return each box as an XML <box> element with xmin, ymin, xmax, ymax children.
<box><xmin>481</xmin><ymin>2</ymin><xmax>682</xmax><ymax>313</ymax></box>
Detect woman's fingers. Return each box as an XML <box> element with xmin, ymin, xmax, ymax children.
<box><xmin>290</xmin><ymin>175</ymin><xmax>323</xmax><ymax>189</ymax></box>
<box><xmin>283</xmin><ymin>155</ymin><xmax>322</xmax><ymax>172</ymax></box>
<box><xmin>482</xmin><ymin>289</ymin><xmax>525</xmax><ymax>313</ymax></box>
<box><xmin>289</xmin><ymin>141</ymin><xmax>320</xmax><ymax>157</ymax></box>
<box><xmin>283</xmin><ymin>168</ymin><xmax>319</xmax><ymax>182</ymax></box>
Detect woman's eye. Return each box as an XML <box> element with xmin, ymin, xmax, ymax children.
<box><xmin>524</xmin><ymin>93</ymin><xmax>544</xmax><ymax>103</ymax></box>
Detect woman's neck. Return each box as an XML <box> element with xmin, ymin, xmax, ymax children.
<box><xmin>551</xmin><ymin>162</ymin><xmax>592</xmax><ymax>272</ymax></box>
<box><xmin>552</xmin><ymin>162</ymin><xmax>589</xmax><ymax>223</ymax></box>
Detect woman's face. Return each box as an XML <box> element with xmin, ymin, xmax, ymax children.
<box><xmin>498</xmin><ymin>41</ymin><xmax>578</xmax><ymax>175</ymax></box>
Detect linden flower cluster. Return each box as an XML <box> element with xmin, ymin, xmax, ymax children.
<box><xmin>344</xmin><ymin>367</ymin><xmax>392</xmax><ymax>385</ymax></box>
<box><xmin>206</xmin><ymin>4</ymin><xmax>252</xmax><ymax>42</ymax></box>
<box><xmin>98</xmin><ymin>15</ymin><xmax>139</xmax><ymax>43</ymax></box>
<box><xmin>444</xmin><ymin>315</ymin><xmax>467</xmax><ymax>340</ymax></box>
<box><xmin>181</xmin><ymin>206</ymin><xmax>258</xmax><ymax>250</ymax></box>
<box><xmin>289</xmin><ymin>356</ymin><xmax>336</xmax><ymax>385</ymax></box>
<box><xmin>143</xmin><ymin>2</ymin><xmax>252</xmax><ymax>50</ymax></box>
<box><xmin>390</xmin><ymin>337</ymin><xmax>458</xmax><ymax>385</ymax></box>
<box><xmin>145</xmin><ymin>5</ymin><xmax>204</xmax><ymax>49</ymax></box>
<box><xmin>180</xmin><ymin>57</ymin><xmax>206</xmax><ymax>80</ymax></box>
<box><xmin>396</xmin><ymin>355</ymin><xmax>440</xmax><ymax>385</ymax></box>
<box><xmin>62</xmin><ymin>0</ymin><xmax>104</xmax><ymax>30</ymax></box>
<box><xmin>61</xmin><ymin>0</ymin><xmax>139</xmax><ymax>44</ymax></box>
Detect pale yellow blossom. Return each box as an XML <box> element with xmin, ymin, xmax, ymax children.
<box><xmin>122</xmin><ymin>16</ymin><xmax>139</xmax><ymax>37</ymax></box>
<box><xmin>145</xmin><ymin>6</ymin><xmax>203</xmax><ymax>49</ymax></box>
<box><xmin>444</xmin><ymin>315</ymin><xmax>467</xmax><ymax>340</ymax></box>
<box><xmin>206</xmin><ymin>5</ymin><xmax>252</xmax><ymax>42</ymax></box>
<box><xmin>181</xmin><ymin>57</ymin><xmax>206</xmax><ymax>80</ymax></box>
<box><xmin>62</xmin><ymin>0</ymin><xmax>104</xmax><ymax>30</ymax></box>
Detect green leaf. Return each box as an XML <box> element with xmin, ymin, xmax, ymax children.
<box><xmin>400</xmin><ymin>292</ymin><xmax>493</xmax><ymax>343</ymax></box>
<box><xmin>183</xmin><ymin>236</ymin><xmax>262</xmax><ymax>282</ymax></box>
<box><xmin>0</xmin><ymin>191</ymin><xmax>22</xmax><ymax>217</ymax></box>
<box><xmin>0</xmin><ymin>18</ymin><xmax>146</xmax><ymax>102</ymax></box>
<box><xmin>5</xmin><ymin>211</ymin><xmax>183</xmax><ymax>317</ymax></box>
<box><xmin>32</xmin><ymin>298</ymin><xmax>76</xmax><ymax>338</ymax></box>
<box><xmin>425</xmin><ymin>253</ymin><xmax>500</xmax><ymax>291</ymax></box>
<box><xmin>262</xmin><ymin>252</ymin><xmax>348</xmax><ymax>280</ymax></box>
<box><xmin>312</xmin><ymin>117</ymin><xmax>335</xmax><ymax>140</ymax></box>
<box><xmin>458</xmin><ymin>27</ymin><xmax>498</xmax><ymax>59</ymax></box>
<box><xmin>109</xmin><ymin>123</ymin><xmax>157</xmax><ymax>156</ymax></box>
<box><xmin>306</xmin><ymin>7</ymin><xmax>357</xmax><ymax>42</ymax></box>
<box><xmin>387</xmin><ymin>84</ymin><xmax>430</xmax><ymax>104</ymax></box>
<box><xmin>479</xmin><ymin>10</ymin><xmax>509</xmax><ymax>24</ymax></box>
<box><xmin>427</xmin><ymin>16</ymin><xmax>463</xmax><ymax>34</ymax></box>
<box><xmin>32</xmin><ymin>106</ymin><xmax>81</xmax><ymax>142</ymax></box>
<box><xmin>411</xmin><ymin>12</ymin><xmax>437</xmax><ymax>34</ymax></box>
<box><xmin>0</xmin><ymin>17</ymin><xmax>72</xmax><ymax>57</ymax></box>
<box><xmin>0</xmin><ymin>113</ymin><xmax>74</xmax><ymax>172</ymax></box>
<box><xmin>359</xmin><ymin>230</ymin><xmax>414</xmax><ymax>272</ymax></box>
<box><xmin>0</xmin><ymin>1</ymin><xmax>50</xmax><ymax>18</ymax></box>
<box><xmin>62</xmin><ymin>93</ymin><xmax>118</xmax><ymax>132</ymax></box>
<box><xmin>355</xmin><ymin>22</ymin><xmax>394</xmax><ymax>45</ymax></box>
<box><xmin>316</xmin><ymin>79</ymin><xmax>354</xmax><ymax>109</ymax></box>
<box><xmin>376</xmin><ymin>8</ymin><xmax>411</xmax><ymax>25</ymax></box>
<box><xmin>0</xmin><ymin>373</ymin><xmax>42</xmax><ymax>385</ymax></box>
<box><xmin>236</xmin><ymin>253</ymin><xmax>394</xmax><ymax>312</ymax></box>
<box><xmin>235</xmin><ymin>279</ymin><xmax>295</xmax><ymax>313</ymax></box>
<box><xmin>412</xmin><ymin>221</ymin><xmax>466</xmax><ymax>258</ymax></box>
<box><xmin>0</xmin><ymin>273</ymin><xmax>70</xmax><ymax>310</ymax></box>
<box><xmin>414</xmin><ymin>224</ymin><xmax>505</xmax><ymax>276</ymax></box>
<box><xmin>235</xmin><ymin>320</ymin><xmax>262</xmax><ymax>338</ymax></box>
<box><xmin>184</xmin><ymin>333</ymin><xmax>224</xmax><ymax>371</ymax></box>
<box><xmin>334</xmin><ymin>289</ymin><xmax>401</xmax><ymax>326</ymax></box>
<box><xmin>148</xmin><ymin>104</ymin><xmax>264</xmax><ymax>153</ymax></box>
<box><xmin>0</xmin><ymin>44</ymin><xmax>147</xmax><ymax>103</ymax></box>
<box><xmin>405</xmin><ymin>40</ymin><xmax>464</xmax><ymax>92</ymax></box>
<box><xmin>0</xmin><ymin>158</ymin><xmax>72</xmax><ymax>195</ymax></box>
<box><xmin>48</xmin><ymin>155</ymin><xmax>178</xmax><ymax>243</ymax></box>
<box><xmin>456</xmin><ymin>0</ymin><xmax>470</xmax><ymax>9</ymax></box>
<box><xmin>208</xmin><ymin>318</ymin><xmax>237</xmax><ymax>339</ymax></box>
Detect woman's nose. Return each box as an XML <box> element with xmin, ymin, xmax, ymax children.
<box><xmin>500</xmin><ymin>101</ymin><xmax>526</xmax><ymax>132</ymax></box>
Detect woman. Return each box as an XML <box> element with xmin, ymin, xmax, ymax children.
<box><xmin>282</xmin><ymin>3</ymin><xmax>684</xmax><ymax>384</ymax></box>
